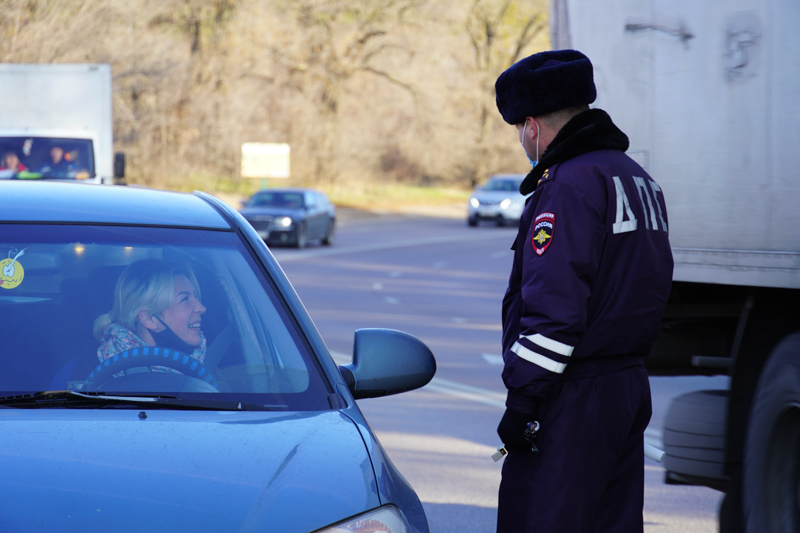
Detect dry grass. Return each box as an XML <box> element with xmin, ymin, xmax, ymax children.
<box><xmin>150</xmin><ymin>172</ymin><xmax>470</xmax><ymax>214</ymax></box>
<box><xmin>324</xmin><ymin>182</ymin><xmax>471</xmax><ymax>210</ymax></box>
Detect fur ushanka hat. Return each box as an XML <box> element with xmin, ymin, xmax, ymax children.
<box><xmin>495</xmin><ymin>50</ymin><xmax>597</xmax><ymax>125</ymax></box>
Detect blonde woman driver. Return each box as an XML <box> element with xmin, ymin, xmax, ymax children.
<box><xmin>94</xmin><ymin>259</ymin><xmax>207</xmax><ymax>369</ymax></box>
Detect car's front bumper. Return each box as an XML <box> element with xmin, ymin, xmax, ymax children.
<box><xmin>262</xmin><ymin>226</ymin><xmax>300</xmax><ymax>246</ymax></box>
<box><xmin>468</xmin><ymin>204</ymin><xmax>523</xmax><ymax>221</ymax></box>
<box><xmin>246</xmin><ymin>220</ymin><xmax>300</xmax><ymax>246</ymax></box>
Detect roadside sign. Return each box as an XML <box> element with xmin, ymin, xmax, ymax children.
<box><xmin>241</xmin><ymin>143</ymin><xmax>290</xmax><ymax>179</ymax></box>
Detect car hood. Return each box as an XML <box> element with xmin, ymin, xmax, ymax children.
<box><xmin>239</xmin><ymin>207</ymin><xmax>301</xmax><ymax>219</ymax></box>
<box><xmin>0</xmin><ymin>409</ymin><xmax>379</xmax><ymax>533</ymax></box>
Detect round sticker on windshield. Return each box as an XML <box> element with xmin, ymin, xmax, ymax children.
<box><xmin>0</xmin><ymin>249</ymin><xmax>26</xmax><ymax>289</ymax></box>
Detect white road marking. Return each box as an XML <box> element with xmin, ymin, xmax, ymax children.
<box><xmin>424</xmin><ymin>377</ymin><xmax>507</xmax><ymax>409</ymax></box>
<box><xmin>451</xmin><ymin>317</ymin><xmax>467</xmax><ymax>323</ymax></box>
<box><xmin>372</xmin><ymin>282</ymin><xmax>383</xmax><ymax>290</ymax></box>
<box><xmin>384</xmin><ymin>296</ymin><xmax>400</xmax><ymax>304</ymax></box>
<box><xmin>387</xmin><ymin>271</ymin><xmax>403</xmax><ymax>278</ymax></box>
<box><xmin>331</xmin><ymin>351</ymin><xmax>350</xmax><ymax>365</ymax></box>
<box><xmin>433</xmin><ymin>261</ymin><xmax>448</xmax><ymax>268</ymax></box>
<box><xmin>645</xmin><ymin>427</ymin><xmax>663</xmax><ymax>449</ymax></box>
<box><xmin>272</xmin><ymin>231</ymin><xmax>507</xmax><ymax>262</ymax></box>
<box><xmin>482</xmin><ymin>354</ymin><xmax>504</xmax><ymax>365</ymax></box>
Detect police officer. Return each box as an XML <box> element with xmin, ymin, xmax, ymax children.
<box><xmin>494</xmin><ymin>50</ymin><xmax>674</xmax><ymax>532</ymax></box>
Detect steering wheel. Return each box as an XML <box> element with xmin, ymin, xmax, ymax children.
<box><xmin>87</xmin><ymin>347</ymin><xmax>220</xmax><ymax>393</ymax></box>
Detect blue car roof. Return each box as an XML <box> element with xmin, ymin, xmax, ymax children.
<box><xmin>0</xmin><ymin>181</ymin><xmax>230</xmax><ymax>229</ymax></box>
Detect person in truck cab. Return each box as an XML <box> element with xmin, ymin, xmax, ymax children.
<box><xmin>1</xmin><ymin>151</ymin><xmax>28</xmax><ymax>173</ymax></box>
<box><xmin>42</xmin><ymin>146</ymin><xmax>68</xmax><ymax>172</ymax></box>
<box><xmin>38</xmin><ymin>145</ymin><xmax>86</xmax><ymax>177</ymax></box>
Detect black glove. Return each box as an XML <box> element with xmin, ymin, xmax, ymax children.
<box><xmin>497</xmin><ymin>408</ymin><xmax>536</xmax><ymax>453</ymax></box>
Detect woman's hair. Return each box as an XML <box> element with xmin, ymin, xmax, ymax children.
<box><xmin>93</xmin><ymin>259</ymin><xmax>201</xmax><ymax>341</ymax></box>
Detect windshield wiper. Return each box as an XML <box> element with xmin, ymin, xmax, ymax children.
<box><xmin>0</xmin><ymin>390</ymin><xmax>274</xmax><ymax>411</ymax></box>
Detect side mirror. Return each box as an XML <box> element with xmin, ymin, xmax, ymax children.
<box><xmin>114</xmin><ymin>152</ymin><xmax>126</xmax><ymax>178</ymax></box>
<box><xmin>339</xmin><ymin>329</ymin><xmax>436</xmax><ymax>400</ymax></box>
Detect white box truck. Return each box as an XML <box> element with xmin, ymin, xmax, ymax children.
<box><xmin>0</xmin><ymin>63</ymin><xmax>124</xmax><ymax>184</ymax></box>
<box><xmin>550</xmin><ymin>0</ymin><xmax>799</xmax><ymax>531</ymax></box>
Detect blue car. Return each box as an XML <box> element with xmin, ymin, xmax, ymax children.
<box><xmin>0</xmin><ymin>181</ymin><xmax>435</xmax><ymax>533</ymax></box>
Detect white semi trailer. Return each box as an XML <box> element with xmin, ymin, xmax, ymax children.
<box><xmin>0</xmin><ymin>64</ymin><xmax>124</xmax><ymax>184</ymax></box>
<box><xmin>550</xmin><ymin>0</ymin><xmax>799</xmax><ymax>531</ymax></box>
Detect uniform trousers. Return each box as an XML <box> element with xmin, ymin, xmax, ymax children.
<box><xmin>497</xmin><ymin>363</ymin><xmax>652</xmax><ymax>533</ymax></box>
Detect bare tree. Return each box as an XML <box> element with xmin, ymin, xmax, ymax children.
<box><xmin>261</xmin><ymin>0</ymin><xmax>424</xmax><ymax>186</ymax></box>
<box><xmin>0</xmin><ymin>0</ymin><xmax>549</xmax><ymax>191</ymax></box>
<box><xmin>465</xmin><ymin>0</ymin><xmax>548</xmax><ymax>181</ymax></box>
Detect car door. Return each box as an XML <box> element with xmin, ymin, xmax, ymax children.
<box><xmin>316</xmin><ymin>192</ymin><xmax>334</xmax><ymax>236</ymax></box>
<box><xmin>303</xmin><ymin>191</ymin><xmax>323</xmax><ymax>239</ymax></box>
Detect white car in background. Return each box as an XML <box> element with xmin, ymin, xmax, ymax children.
<box><xmin>467</xmin><ymin>174</ymin><xmax>529</xmax><ymax>227</ymax></box>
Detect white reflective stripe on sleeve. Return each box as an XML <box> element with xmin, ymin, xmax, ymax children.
<box><xmin>511</xmin><ymin>342</ymin><xmax>567</xmax><ymax>374</ymax></box>
<box><xmin>522</xmin><ymin>333</ymin><xmax>574</xmax><ymax>357</ymax></box>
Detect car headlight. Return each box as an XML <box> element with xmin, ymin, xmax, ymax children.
<box><xmin>314</xmin><ymin>505</ymin><xmax>409</xmax><ymax>533</ymax></box>
<box><xmin>278</xmin><ymin>216</ymin><xmax>293</xmax><ymax>227</ymax></box>
<box><xmin>500</xmin><ymin>198</ymin><xmax>512</xmax><ymax>209</ymax></box>
<box><xmin>469</xmin><ymin>198</ymin><xmax>480</xmax><ymax>208</ymax></box>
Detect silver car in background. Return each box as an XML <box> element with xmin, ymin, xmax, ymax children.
<box><xmin>467</xmin><ymin>174</ymin><xmax>529</xmax><ymax>227</ymax></box>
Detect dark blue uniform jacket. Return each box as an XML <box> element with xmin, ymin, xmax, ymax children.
<box><xmin>502</xmin><ymin>136</ymin><xmax>673</xmax><ymax>413</ymax></box>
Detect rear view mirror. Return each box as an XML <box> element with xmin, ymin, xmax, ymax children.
<box><xmin>339</xmin><ymin>329</ymin><xmax>436</xmax><ymax>399</ymax></box>
<box><xmin>114</xmin><ymin>152</ymin><xmax>126</xmax><ymax>178</ymax></box>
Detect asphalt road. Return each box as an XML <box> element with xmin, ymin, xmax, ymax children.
<box><xmin>271</xmin><ymin>209</ymin><xmax>727</xmax><ymax>533</ymax></box>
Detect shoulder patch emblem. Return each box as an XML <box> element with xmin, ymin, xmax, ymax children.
<box><xmin>532</xmin><ymin>212</ymin><xmax>555</xmax><ymax>256</ymax></box>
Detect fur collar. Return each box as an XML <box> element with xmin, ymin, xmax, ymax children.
<box><xmin>519</xmin><ymin>109</ymin><xmax>629</xmax><ymax>195</ymax></box>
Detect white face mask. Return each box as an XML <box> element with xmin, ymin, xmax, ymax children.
<box><xmin>520</xmin><ymin>121</ymin><xmax>540</xmax><ymax>168</ymax></box>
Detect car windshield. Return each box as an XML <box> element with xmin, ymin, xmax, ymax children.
<box><xmin>483</xmin><ymin>178</ymin><xmax>522</xmax><ymax>192</ymax></box>
<box><xmin>0</xmin><ymin>224</ymin><xmax>331</xmax><ymax>411</ymax></box>
<box><xmin>247</xmin><ymin>192</ymin><xmax>305</xmax><ymax>209</ymax></box>
<box><xmin>0</xmin><ymin>137</ymin><xmax>95</xmax><ymax>180</ymax></box>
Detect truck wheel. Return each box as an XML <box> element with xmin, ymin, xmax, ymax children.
<box><xmin>744</xmin><ymin>333</ymin><xmax>800</xmax><ymax>533</ymax></box>
<box><xmin>663</xmin><ymin>390</ymin><xmax>728</xmax><ymax>489</ymax></box>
